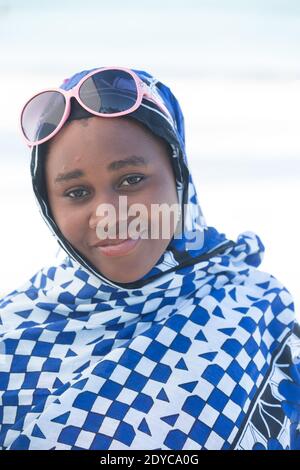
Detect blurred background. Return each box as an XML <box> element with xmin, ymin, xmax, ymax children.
<box><xmin>0</xmin><ymin>0</ymin><xmax>299</xmax><ymax>315</ymax></box>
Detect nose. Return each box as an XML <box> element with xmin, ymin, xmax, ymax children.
<box><xmin>88</xmin><ymin>194</ymin><xmax>128</xmax><ymax>236</ymax></box>
<box><xmin>89</xmin><ymin>200</ymin><xmax>116</xmax><ymax>231</ymax></box>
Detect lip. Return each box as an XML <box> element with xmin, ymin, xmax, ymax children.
<box><xmin>92</xmin><ymin>237</ymin><xmax>141</xmax><ymax>257</ymax></box>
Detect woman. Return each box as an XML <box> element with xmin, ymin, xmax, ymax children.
<box><xmin>0</xmin><ymin>67</ymin><xmax>299</xmax><ymax>450</ymax></box>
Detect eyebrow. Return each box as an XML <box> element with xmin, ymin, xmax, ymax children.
<box><xmin>54</xmin><ymin>155</ymin><xmax>148</xmax><ymax>183</ymax></box>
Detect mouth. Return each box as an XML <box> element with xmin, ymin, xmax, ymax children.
<box><xmin>91</xmin><ymin>237</ymin><xmax>141</xmax><ymax>257</ymax></box>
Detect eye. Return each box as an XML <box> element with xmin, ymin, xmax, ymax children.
<box><xmin>119</xmin><ymin>174</ymin><xmax>145</xmax><ymax>188</ymax></box>
<box><xmin>65</xmin><ymin>187</ymin><xmax>90</xmax><ymax>200</ymax></box>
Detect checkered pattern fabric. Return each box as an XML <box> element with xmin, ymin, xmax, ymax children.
<box><xmin>0</xmin><ymin>231</ymin><xmax>299</xmax><ymax>449</ymax></box>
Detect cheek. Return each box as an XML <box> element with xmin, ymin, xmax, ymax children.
<box><xmin>150</xmin><ymin>181</ymin><xmax>179</xmax><ymax>228</ymax></box>
<box><xmin>146</xmin><ymin>176</ymin><xmax>178</xmax><ymax>205</ymax></box>
<box><xmin>51</xmin><ymin>202</ymin><xmax>87</xmax><ymax>244</ymax></box>
<box><xmin>139</xmin><ymin>202</ymin><xmax>179</xmax><ymax>241</ymax></box>
<box><xmin>131</xmin><ymin>179</ymin><xmax>178</xmax><ymax>237</ymax></box>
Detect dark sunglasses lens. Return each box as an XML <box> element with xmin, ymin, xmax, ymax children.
<box><xmin>79</xmin><ymin>70</ymin><xmax>138</xmax><ymax>114</ymax></box>
<box><xmin>21</xmin><ymin>91</ymin><xmax>65</xmax><ymax>142</ymax></box>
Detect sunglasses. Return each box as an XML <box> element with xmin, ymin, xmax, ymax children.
<box><xmin>20</xmin><ymin>66</ymin><xmax>173</xmax><ymax>146</ymax></box>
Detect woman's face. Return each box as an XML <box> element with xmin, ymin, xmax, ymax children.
<box><xmin>45</xmin><ymin>116</ymin><xmax>179</xmax><ymax>283</ymax></box>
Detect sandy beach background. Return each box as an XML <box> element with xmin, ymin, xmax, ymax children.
<box><xmin>0</xmin><ymin>0</ymin><xmax>299</xmax><ymax>317</ymax></box>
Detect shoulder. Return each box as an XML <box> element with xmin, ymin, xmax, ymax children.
<box><xmin>0</xmin><ymin>256</ymin><xmax>80</xmax><ymax>331</ymax></box>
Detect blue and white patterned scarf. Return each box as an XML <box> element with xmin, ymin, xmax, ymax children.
<box><xmin>0</xmin><ymin>68</ymin><xmax>299</xmax><ymax>450</ymax></box>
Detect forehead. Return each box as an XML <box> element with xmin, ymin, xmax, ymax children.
<box><xmin>44</xmin><ymin>116</ymin><xmax>171</xmax><ymax>174</ymax></box>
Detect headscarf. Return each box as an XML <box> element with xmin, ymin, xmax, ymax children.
<box><xmin>31</xmin><ymin>67</ymin><xmax>232</xmax><ymax>289</ymax></box>
<box><xmin>0</xmin><ymin>67</ymin><xmax>299</xmax><ymax>450</ymax></box>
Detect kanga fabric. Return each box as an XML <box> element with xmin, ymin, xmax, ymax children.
<box><xmin>0</xmin><ymin>67</ymin><xmax>299</xmax><ymax>450</ymax></box>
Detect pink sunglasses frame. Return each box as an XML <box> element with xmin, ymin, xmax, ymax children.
<box><xmin>20</xmin><ymin>66</ymin><xmax>173</xmax><ymax>147</ymax></box>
